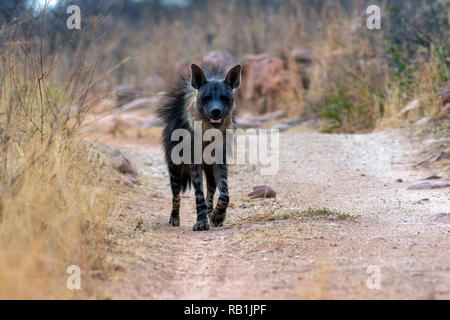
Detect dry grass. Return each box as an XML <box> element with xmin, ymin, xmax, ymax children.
<box><xmin>230</xmin><ymin>205</ymin><xmax>356</xmax><ymax>226</ymax></box>
<box><xmin>0</xmin><ymin>20</ymin><xmax>113</xmax><ymax>299</ymax></box>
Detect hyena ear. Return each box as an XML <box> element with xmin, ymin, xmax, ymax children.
<box><xmin>225</xmin><ymin>64</ymin><xmax>242</xmax><ymax>89</ymax></box>
<box><xmin>191</xmin><ymin>64</ymin><xmax>207</xmax><ymax>89</ymax></box>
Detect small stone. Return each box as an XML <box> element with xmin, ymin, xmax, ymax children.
<box><xmin>422</xmin><ymin>138</ymin><xmax>450</xmax><ymax>146</ymax></box>
<box><xmin>424</xmin><ymin>175</ymin><xmax>441</xmax><ymax>180</ymax></box>
<box><xmin>414</xmin><ymin>117</ymin><xmax>431</xmax><ymax>126</ymax></box>
<box><xmin>407</xmin><ymin>181</ymin><xmax>450</xmax><ymax>190</ymax></box>
<box><xmin>399</xmin><ymin>99</ymin><xmax>421</xmax><ymax>118</ymax></box>
<box><xmin>413</xmin><ymin>198</ymin><xmax>430</xmax><ymax>205</ymax></box>
<box><xmin>368</xmin><ymin>236</ymin><xmax>386</xmax><ymax>242</ymax></box>
<box><xmin>437</xmin><ymin>103</ymin><xmax>450</xmax><ymax>119</ymax></box>
<box><xmin>248</xmin><ymin>185</ymin><xmax>276</xmax><ymax>199</ymax></box>
<box><xmin>111</xmin><ymin>149</ymin><xmax>138</xmax><ymax>176</ymax></box>
<box><xmin>427</xmin><ymin>213</ymin><xmax>450</xmax><ymax>224</ymax></box>
<box><xmin>437</xmin><ymin>85</ymin><xmax>450</xmax><ymax>104</ymax></box>
<box><xmin>116</xmin><ymin>174</ymin><xmax>139</xmax><ymax>186</ymax></box>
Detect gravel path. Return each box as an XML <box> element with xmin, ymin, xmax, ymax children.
<box><xmin>104</xmin><ymin>131</ymin><xmax>450</xmax><ymax>299</ymax></box>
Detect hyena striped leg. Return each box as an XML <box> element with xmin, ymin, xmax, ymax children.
<box><xmin>205</xmin><ymin>167</ymin><xmax>217</xmax><ymax>215</ymax></box>
<box><xmin>169</xmin><ymin>173</ymin><xmax>181</xmax><ymax>226</ymax></box>
<box><xmin>210</xmin><ymin>164</ymin><xmax>229</xmax><ymax>227</ymax></box>
<box><xmin>190</xmin><ymin>164</ymin><xmax>210</xmax><ymax>231</ymax></box>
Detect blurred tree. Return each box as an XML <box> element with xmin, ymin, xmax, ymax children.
<box><xmin>385</xmin><ymin>0</ymin><xmax>449</xmax><ymax>55</ymax></box>
<box><xmin>0</xmin><ymin>0</ymin><xmax>29</xmax><ymax>23</ymax></box>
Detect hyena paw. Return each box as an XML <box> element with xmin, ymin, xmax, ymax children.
<box><xmin>169</xmin><ymin>215</ymin><xmax>180</xmax><ymax>226</ymax></box>
<box><xmin>210</xmin><ymin>210</ymin><xmax>226</xmax><ymax>227</ymax></box>
<box><xmin>193</xmin><ymin>219</ymin><xmax>210</xmax><ymax>231</ymax></box>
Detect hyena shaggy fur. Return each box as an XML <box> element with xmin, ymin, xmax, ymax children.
<box><xmin>156</xmin><ymin>63</ymin><xmax>242</xmax><ymax>231</ymax></box>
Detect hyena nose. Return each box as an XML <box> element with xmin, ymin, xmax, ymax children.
<box><xmin>211</xmin><ymin>108</ymin><xmax>223</xmax><ymax>119</ymax></box>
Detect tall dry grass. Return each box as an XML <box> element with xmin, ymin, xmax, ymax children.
<box><xmin>0</xmin><ymin>19</ymin><xmax>112</xmax><ymax>299</ymax></box>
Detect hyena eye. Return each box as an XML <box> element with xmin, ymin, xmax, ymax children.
<box><xmin>220</xmin><ymin>95</ymin><xmax>231</xmax><ymax>104</ymax></box>
<box><xmin>202</xmin><ymin>96</ymin><xmax>212</xmax><ymax>104</ymax></box>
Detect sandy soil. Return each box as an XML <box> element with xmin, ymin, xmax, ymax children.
<box><xmin>102</xmin><ymin>130</ymin><xmax>449</xmax><ymax>299</ymax></box>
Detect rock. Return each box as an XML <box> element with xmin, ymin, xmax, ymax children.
<box><xmin>83</xmin><ymin>96</ymin><xmax>162</xmax><ymax>136</ymax></box>
<box><xmin>111</xmin><ymin>149</ymin><xmax>138</xmax><ymax>176</ymax></box>
<box><xmin>91</xmin><ymin>98</ymin><xmax>118</xmax><ymax>114</ymax></box>
<box><xmin>414</xmin><ymin>151</ymin><xmax>450</xmax><ymax>167</ymax></box>
<box><xmin>239</xmin><ymin>54</ymin><xmax>293</xmax><ymax>113</ymax></box>
<box><xmin>437</xmin><ymin>85</ymin><xmax>450</xmax><ymax>105</ymax></box>
<box><xmin>422</xmin><ymin>138</ymin><xmax>450</xmax><ymax>146</ymax></box>
<box><xmin>367</xmin><ymin>235</ymin><xmax>387</xmax><ymax>242</ymax></box>
<box><xmin>141</xmin><ymin>117</ymin><xmax>164</xmax><ymax>129</ymax></box>
<box><xmin>270</xmin><ymin>123</ymin><xmax>292</xmax><ymax>132</ymax></box>
<box><xmin>413</xmin><ymin>198</ymin><xmax>430</xmax><ymax>205</ymax></box>
<box><xmin>289</xmin><ymin>48</ymin><xmax>313</xmax><ymax>64</ymax></box>
<box><xmin>437</xmin><ymin>103</ymin><xmax>450</xmax><ymax>119</ymax></box>
<box><xmin>202</xmin><ymin>51</ymin><xmax>235</xmax><ymax>70</ymax></box>
<box><xmin>414</xmin><ymin>117</ymin><xmax>431</xmax><ymax>126</ymax></box>
<box><xmin>424</xmin><ymin>175</ymin><xmax>441</xmax><ymax>180</ymax></box>
<box><xmin>435</xmin><ymin>151</ymin><xmax>449</xmax><ymax>162</ymax></box>
<box><xmin>407</xmin><ymin>181</ymin><xmax>450</xmax><ymax>190</ymax></box>
<box><xmin>116</xmin><ymin>97</ymin><xmax>159</xmax><ymax>114</ymax></box>
<box><xmin>248</xmin><ymin>110</ymin><xmax>286</xmax><ymax>122</ymax></box>
<box><xmin>137</xmin><ymin>75</ymin><xmax>166</xmax><ymax>94</ymax></box>
<box><xmin>116</xmin><ymin>174</ymin><xmax>140</xmax><ymax>186</ymax></box>
<box><xmin>270</xmin><ymin>119</ymin><xmax>305</xmax><ymax>131</ymax></box>
<box><xmin>427</xmin><ymin>213</ymin><xmax>450</xmax><ymax>224</ymax></box>
<box><xmin>288</xmin><ymin>48</ymin><xmax>313</xmax><ymax>90</ymax></box>
<box><xmin>234</xmin><ymin>111</ymin><xmax>287</xmax><ymax>129</ymax></box>
<box><xmin>248</xmin><ymin>185</ymin><xmax>276</xmax><ymax>199</ymax></box>
<box><xmin>112</xmin><ymin>84</ymin><xmax>140</xmax><ymax>105</ymax></box>
<box><xmin>399</xmin><ymin>99</ymin><xmax>421</xmax><ymax>118</ymax></box>
<box><xmin>235</xmin><ymin>118</ymin><xmax>262</xmax><ymax>129</ymax></box>
<box><xmin>112</xmin><ymin>114</ymin><xmax>162</xmax><ymax>136</ymax></box>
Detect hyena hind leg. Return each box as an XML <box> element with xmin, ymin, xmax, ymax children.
<box><xmin>169</xmin><ymin>174</ymin><xmax>181</xmax><ymax>227</ymax></box>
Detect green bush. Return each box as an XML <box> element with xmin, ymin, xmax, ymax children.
<box><xmin>318</xmin><ymin>85</ymin><xmax>374</xmax><ymax>133</ymax></box>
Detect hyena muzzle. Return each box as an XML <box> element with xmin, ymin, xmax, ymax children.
<box><xmin>156</xmin><ymin>63</ymin><xmax>241</xmax><ymax>231</ymax></box>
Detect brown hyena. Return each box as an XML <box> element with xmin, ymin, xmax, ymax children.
<box><xmin>156</xmin><ymin>64</ymin><xmax>241</xmax><ymax>231</ymax></box>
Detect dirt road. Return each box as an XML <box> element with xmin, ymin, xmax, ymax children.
<box><xmin>103</xmin><ymin>130</ymin><xmax>449</xmax><ymax>299</ymax></box>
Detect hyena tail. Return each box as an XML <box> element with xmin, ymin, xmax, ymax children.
<box><xmin>156</xmin><ymin>74</ymin><xmax>194</xmax><ymax>193</ymax></box>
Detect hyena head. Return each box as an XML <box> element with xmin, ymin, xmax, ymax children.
<box><xmin>190</xmin><ymin>63</ymin><xmax>241</xmax><ymax>129</ymax></box>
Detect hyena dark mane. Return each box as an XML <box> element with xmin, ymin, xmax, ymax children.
<box><xmin>156</xmin><ymin>63</ymin><xmax>242</xmax><ymax>231</ymax></box>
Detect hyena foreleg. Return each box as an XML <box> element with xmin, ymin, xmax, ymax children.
<box><xmin>210</xmin><ymin>164</ymin><xmax>229</xmax><ymax>227</ymax></box>
<box><xmin>205</xmin><ymin>166</ymin><xmax>217</xmax><ymax>215</ymax></box>
<box><xmin>169</xmin><ymin>172</ymin><xmax>181</xmax><ymax>226</ymax></box>
<box><xmin>191</xmin><ymin>164</ymin><xmax>210</xmax><ymax>231</ymax></box>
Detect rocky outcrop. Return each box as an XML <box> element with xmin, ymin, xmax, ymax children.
<box><xmin>239</xmin><ymin>54</ymin><xmax>293</xmax><ymax>114</ymax></box>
